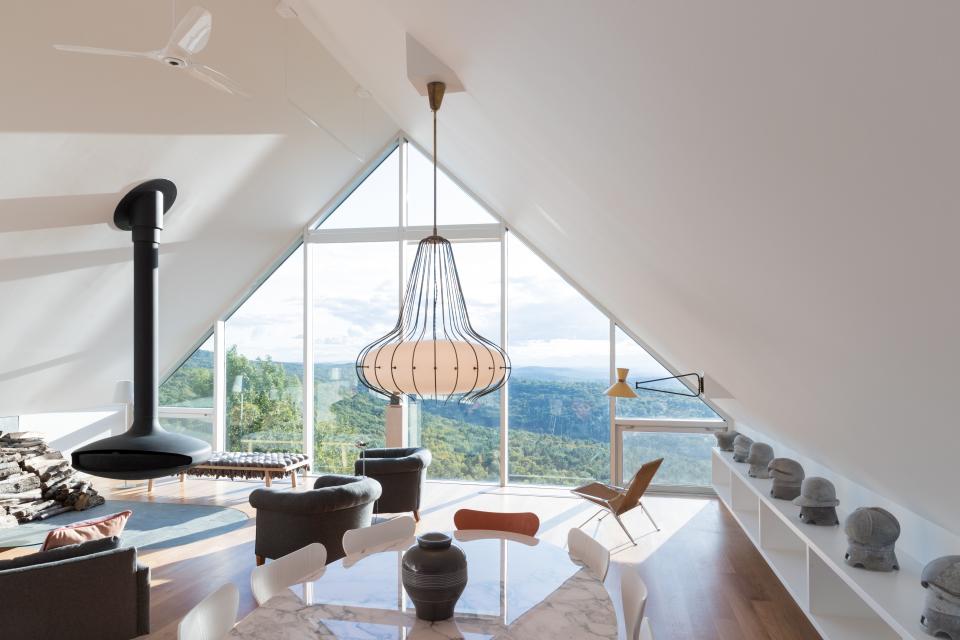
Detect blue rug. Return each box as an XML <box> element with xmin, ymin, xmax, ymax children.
<box><xmin>0</xmin><ymin>500</ymin><xmax>248</xmax><ymax>549</ymax></box>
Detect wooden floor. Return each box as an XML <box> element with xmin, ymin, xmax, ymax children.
<box><xmin>1</xmin><ymin>476</ymin><xmax>820</xmax><ymax>640</ymax></box>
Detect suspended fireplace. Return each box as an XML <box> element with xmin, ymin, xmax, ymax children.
<box><xmin>72</xmin><ymin>180</ymin><xmax>211</xmax><ymax>479</ymax></box>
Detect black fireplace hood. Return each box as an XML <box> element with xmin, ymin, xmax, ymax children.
<box><xmin>72</xmin><ymin>180</ymin><xmax>211</xmax><ymax>480</ymax></box>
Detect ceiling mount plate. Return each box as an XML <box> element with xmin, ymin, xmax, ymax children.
<box><xmin>113</xmin><ymin>179</ymin><xmax>177</xmax><ymax>230</ymax></box>
<box><xmin>406</xmin><ymin>34</ymin><xmax>464</xmax><ymax>97</ymax></box>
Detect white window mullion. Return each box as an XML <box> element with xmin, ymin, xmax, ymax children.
<box><xmin>500</xmin><ymin>225</ymin><xmax>509</xmax><ymax>487</ymax></box>
<box><xmin>212</xmin><ymin>320</ymin><xmax>226</xmax><ymax>452</ymax></box>
<box><xmin>302</xmin><ymin>238</ymin><xmax>315</xmax><ymax>466</ymax></box>
<box><xmin>610</xmin><ymin>319</ymin><xmax>618</xmax><ymax>485</ymax></box>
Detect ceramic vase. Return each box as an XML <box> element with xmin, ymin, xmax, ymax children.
<box><xmin>402</xmin><ymin>532</ymin><xmax>468</xmax><ymax>621</ymax></box>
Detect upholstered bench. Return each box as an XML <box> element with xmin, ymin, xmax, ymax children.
<box><xmin>147</xmin><ymin>452</ymin><xmax>311</xmax><ymax>492</ymax></box>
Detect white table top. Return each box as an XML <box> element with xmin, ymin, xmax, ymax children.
<box><xmin>228</xmin><ymin>530</ymin><xmax>618</xmax><ymax>639</ymax></box>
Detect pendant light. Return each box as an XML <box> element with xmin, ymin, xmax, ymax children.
<box><xmin>356</xmin><ymin>82</ymin><xmax>510</xmax><ymax>402</ymax></box>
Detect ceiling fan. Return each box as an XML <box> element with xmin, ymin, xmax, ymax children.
<box><xmin>53</xmin><ymin>5</ymin><xmax>248</xmax><ymax>97</ymax></box>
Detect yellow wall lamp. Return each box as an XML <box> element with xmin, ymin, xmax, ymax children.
<box><xmin>604</xmin><ymin>368</ymin><xmax>705</xmax><ymax>399</ymax></box>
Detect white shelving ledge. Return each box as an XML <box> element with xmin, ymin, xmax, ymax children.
<box><xmin>711</xmin><ymin>448</ymin><xmax>928</xmax><ymax>640</ymax></box>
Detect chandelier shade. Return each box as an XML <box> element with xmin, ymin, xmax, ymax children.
<box><xmin>356</xmin><ymin>235</ymin><xmax>510</xmax><ymax>402</ymax></box>
<box><xmin>356</xmin><ymin>81</ymin><xmax>510</xmax><ymax>402</ymax></box>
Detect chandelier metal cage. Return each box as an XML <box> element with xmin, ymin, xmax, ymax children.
<box><xmin>355</xmin><ymin>81</ymin><xmax>510</xmax><ymax>402</ymax></box>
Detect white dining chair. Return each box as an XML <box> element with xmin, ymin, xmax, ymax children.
<box><xmin>621</xmin><ymin>564</ymin><xmax>653</xmax><ymax>639</ymax></box>
<box><xmin>178</xmin><ymin>582</ymin><xmax>239</xmax><ymax>640</ymax></box>
<box><xmin>250</xmin><ymin>542</ymin><xmax>327</xmax><ymax>606</ymax></box>
<box><xmin>568</xmin><ymin>526</ymin><xmax>610</xmax><ymax>581</ymax></box>
<box><xmin>342</xmin><ymin>515</ymin><xmax>416</xmax><ymax>556</ymax></box>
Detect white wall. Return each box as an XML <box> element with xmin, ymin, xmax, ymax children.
<box><xmin>736</xmin><ymin>422</ymin><xmax>960</xmax><ymax>567</ymax></box>
<box><xmin>18</xmin><ymin>406</ymin><xmax>126</xmax><ymax>457</ymax></box>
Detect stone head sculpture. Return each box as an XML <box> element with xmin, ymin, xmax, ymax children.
<box><xmin>792</xmin><ymin>476</ymin><xmax>839</xmax><ymax>526</ymax></box>
<box><xmin>747</xmin><ymin>443</ymin><xmax>775</xmax><ymax>478</ymax></box>
<box><xmin>714</xmin><ymin>430</ymin><xmax>739</xmax><ymax>452</ymax></box>
<box><xmin>732</xmin><ymin>434</ymin><xmax>754</xmax><ymax>463</ymax></box>
<box><xmin>844</xmin><ymin>507</ymin><xmax>900</xmax><ymax>572</ymax></box>
<box><xmin>922</xmin><ymin>556</ymin><xmax>960</xmax><ymax>639</ymax></box>
<box><xmin>768</xmin><ymin>458</ymin><xmax>804</xmax><ymax>500</ymax></box>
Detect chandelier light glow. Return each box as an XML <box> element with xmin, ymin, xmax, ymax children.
<box><xmin>356</xmin><ymin>82</ymin><xmax>510</xmax><ymax>402</ymax></box>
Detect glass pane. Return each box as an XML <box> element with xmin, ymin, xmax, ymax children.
<box><xmin>409</xmin><ymin>241</ymin><xmax>502</xmax><ymax>482</ymax></box>
<box><xmin>160</xmin><ymin>336</ymin><xmax>214</xmax><ymax>408</ymax></box>
<box><xmin>313</xmin><ymin>242</ymin><xmax>399</xmax><ymax>473</ymax></box>
<box><xmin>507</xmin><ymin>234</ymin><xmax>610</xmax><ymax>485</ymax></box>
<box><xmin>621</xmin><ymin>431</ymin><xmax>715</xmax><ymax>487</ymax></box>
<box><xmin>320</xmin><ymin>147</ymin><xmax>399</xmax><ymax>229</ymax></box>
<box><xmin>408</xmin><ymin>145</ymin><xmax>496</xmax><ymax>226</ymax></box>
<box><xmin>614</xmin><ymin>327</ymin><xmax>721</xmax><ymax>421</ymax></box>
<box><xmin>160</xmin><ymin>415</ymin><xmax>214</xmax><ymax>447</ymax></box>
<box><xmin>226</xmin><ymin>247</ymin><xmax>304</xmax><ymax>454</ymax></box>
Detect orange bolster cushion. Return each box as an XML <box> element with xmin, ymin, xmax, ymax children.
<box><xmin>41</xmin><ymin>510</ymin><xmax>133</xmax><ymax>551</ymax></box>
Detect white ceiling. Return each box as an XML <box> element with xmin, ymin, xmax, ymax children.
<box><xmin>0</xmin><ymin>1</ymin><xmax>395</xmax><ymax>415</ymax></box>
<box><xmin>294</xmin><ymin>1</ymin><xmax>960</xmax><ymax>533</ymax></box>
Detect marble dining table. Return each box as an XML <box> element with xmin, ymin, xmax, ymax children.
<box><xmin>228</xmin><ymin>529</ymin><xmax>619</xmax><ymax>639</ymax></box>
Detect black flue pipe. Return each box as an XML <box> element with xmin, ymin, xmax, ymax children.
<box><xmin>130</xmin><ymin>187</ymin><xmax>162</xmax><ymax>435</ymax></box>
<box><xmin>72</xmin><ymin>180</ymin><xmax>211</xmax><ymax>479</ymax></box>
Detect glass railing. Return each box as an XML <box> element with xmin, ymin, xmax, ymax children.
<box><xmin>615</xmin><ymin>418</ymin><xmax>726</xmax><ymax>492</ymax></box>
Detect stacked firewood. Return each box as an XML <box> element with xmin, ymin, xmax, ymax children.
<box><xmin>0</xmin><ymin>432</ymin><xmax>104</xmax><ymax>528</ymax></box>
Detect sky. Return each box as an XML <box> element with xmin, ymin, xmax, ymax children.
<box><xmin>220</xmin><ymin>143</ymin><xmax>670</xmax><ymax>379</ymax></box>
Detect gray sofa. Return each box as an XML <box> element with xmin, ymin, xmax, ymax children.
<box><xmin>0</xmin><ymin>536</ymin><xmax>149</xmax><ymax>640</ymax></box>
<box><xmin>249</xmin><ymin>473</ymin><xmax>381</xmax><ymax>565</ymax></box>
<box><xmin>355</xmin><ymin>447</ymin><xmax>432</xmax><ymax>521</ymax></box>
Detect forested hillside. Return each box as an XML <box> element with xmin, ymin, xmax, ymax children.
<box><xmin>160</xmin><ymin>349</ymin><xmax>719</xmax><ymax>487</ymax></box>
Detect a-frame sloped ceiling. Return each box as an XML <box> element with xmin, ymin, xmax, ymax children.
<box><xmin>0</xmin><ymin>2</ymin><xmax>395</xmax><ymax>416</ymax></box>
<box><xmin>294</xmin><ymin>1</ymin><xmax>960</xmax><ymax>533</ymax></box>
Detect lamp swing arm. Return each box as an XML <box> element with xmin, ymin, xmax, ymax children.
<box><xmin>634</xmin><ymin>372</ymin><xmax>704</xmax><ymax>398</ymax></box>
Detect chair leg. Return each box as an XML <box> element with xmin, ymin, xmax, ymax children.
<box><xmin>598</xmin><ymin>511</ymin><xmax>611</xmax><ymax>523</ymax></box>
<box><xmin>613</xmin><ymin>513</ymin><xmax>637</xmax><ymax>546</ymax></box>
<box><xmin>578</xmin><ymin>508</ymin><xmax>605</xmax><ymax>529</ymax></box>
<box><xmin>640</xmin><ymin>502</ymin><xmax>660</xmax><ymax>532</ymax></box>
<box><xmin>255</xmin><ymin>555</ymin><xmax>265</xmax><ymax>566</ymax></box>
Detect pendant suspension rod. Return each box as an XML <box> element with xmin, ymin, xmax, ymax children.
<box><xmin>427</xmin><ymin>81</ymin><xmax>445</xmax><ymax>236</ymax></box>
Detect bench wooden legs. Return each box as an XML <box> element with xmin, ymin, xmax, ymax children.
<box><xmin>264</xmin><ymin>471</ymin><xmax>271</xmax><ymax>487</ymax></box>
<box><xmin>413</xmin><ymin>510</ymin><xmax>420</xmax><ymax>522</ymax></box>
<box><xmin>291</xmin><ymin>470</ymin><xmax>297</xmax><ymax>488</ymax></box>
<box><xmin>256</xmin><ymin>555</ymin><xmax>265</xmax><ymax>566</ymax></box>
<box><xmin>147</xmin><ymin>479</ymin><xmax>153</xmax><ymax>493</ymax></box>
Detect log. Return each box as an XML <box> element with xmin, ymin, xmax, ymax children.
<box><xmin>11</xmin><ymin>499</ymin><xmax>57</xmax><ymax>519</ymax></box>
<box><xmin>73</xmin><ymin>492</ymin><xmax>104</xmax><ymax>511</ymax></box>
<box><xmin>18</xmin><ymin>503</ymin><xmax>74</xmax><ymax>523</ymax></box>
<box><xmin>41</xmin><ymin>469</ymin><xmax>76</xmax><ymax>488</ymax></box>
<box><xmin>0</xmin><ymin>474</ymin><xmax>41</xmax><ymax>493</ymax></box>
<box><xmin>0</xmin><ymin>461</ymin><xmax>21</xmax><ymax>479</ymax></box>
<box><xmin>43</xmin><ymin>480</ymin><xmax>83</xmax><ymax>501</ymax></box>
<box><xmin>0</xmin><ymin>489</ymin><xmax>42</xmax><ymax>501</ymax></box>
<box><xmin>0</xmin><ymin>431</ymin><xmax>46</xmax><ymax>441</ymax></box>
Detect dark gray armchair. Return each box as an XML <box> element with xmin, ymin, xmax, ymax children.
<box><xmin>249</xmin><ymin>473</ymin><xmax>381</xmax><ymax>565</ymax></box>
<box><xmin>0</xmin><ymin>538</ymin><xmax>149</xmax><ymax>640</ymax></box>
<box><xmin>355</xmin><ymin>447</ymin><xmax>432</xmax><ymax>521</ymax></box>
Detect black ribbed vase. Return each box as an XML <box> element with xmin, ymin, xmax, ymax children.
<box><xmin>401</xmin><ymin>532</ymin><xmax>467</xmax><ymax>621</ymax></box>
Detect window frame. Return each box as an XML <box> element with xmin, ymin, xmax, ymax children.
<box><xmin>161</xmin><ymin>132</ymin><xmax>731</xmax><ymax>493</ymax></box>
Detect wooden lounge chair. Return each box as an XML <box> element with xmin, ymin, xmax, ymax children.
<box><xmin>571</xmin><ymin>457</ymin><xmax>663</xmax><ymax>545</ymax></box>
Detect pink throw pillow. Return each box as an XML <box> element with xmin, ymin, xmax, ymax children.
<box><xmin>41</xmin><ymin>510</ymin><xmax>133</xmax><ymax>551</ymax></box>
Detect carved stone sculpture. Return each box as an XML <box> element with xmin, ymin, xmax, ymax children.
<box><xmin>714</xmin><ymin>430</ymin><xmax>739</xmax><ymax>452</ymax></box>
<box><xmin>768</xmin><ymin>458</ymin><xmax>804</xmax><ymax>500</ymax></box>
<box><xmin>732</xmin><ymin>434</ymin><xmax>753</xmax><ymax>463</ymax></box>
<box><xmin>747</xmin><ymin>443</ymin><xmax>775</xmax><ymax>478</ymax></box>
<box><xmin>793</xmin><ymin>477</ymin><xmax>839</xmax><ymax>526</ymax></box>
<box><xmin>844</xmin><ymin>507</ymin><xmax>900</xmax><ymax>571</ymax></box>
<box><xmin>922</xmin><ymin>556</ymin><xmax>960</xmax><ymax>640</ymax></box>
